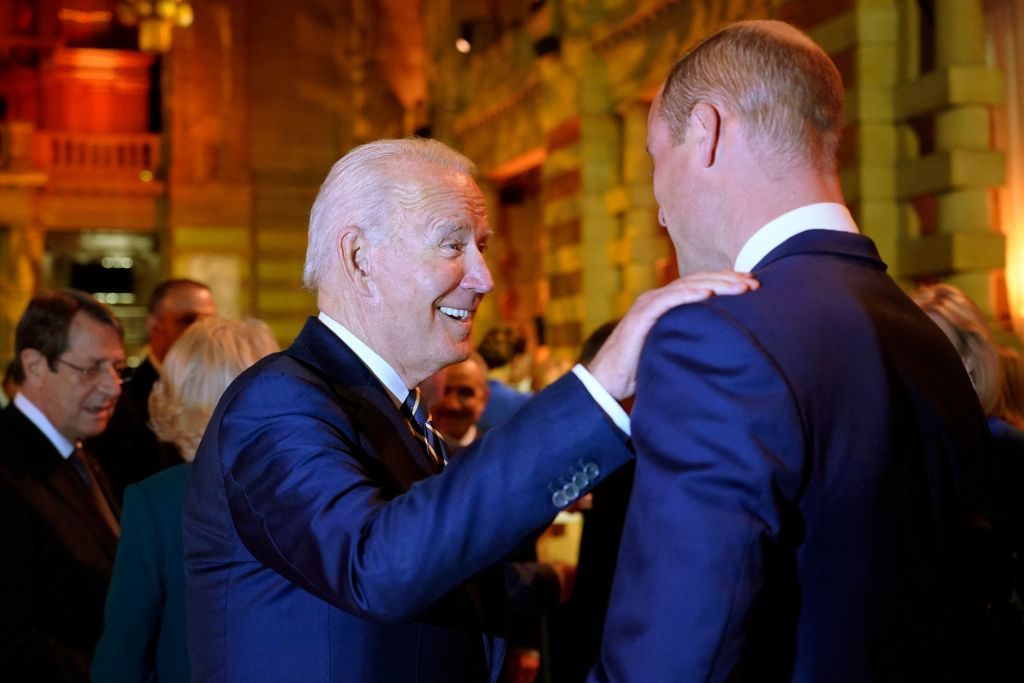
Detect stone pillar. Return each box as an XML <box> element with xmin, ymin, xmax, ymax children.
<box><xmin>577</xmin><ymin>46</ymin><xmax>619</xmax><ymax>353</ymax></box>
<box><xmin>932</xmin><ymin>0</ymin><xmax>1003</xmax><ymax>313</ymax></box>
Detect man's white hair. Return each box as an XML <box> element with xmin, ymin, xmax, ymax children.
<box><xmin>303</xmin><ymin>138</ymin><xmax>478</xmax><ymax>292</ymax></box>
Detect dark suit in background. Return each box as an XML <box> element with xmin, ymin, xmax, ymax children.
<box><xmin>86</xmin><ymin>358</ymin><xmax>182</xmax><ymax>502</ymax></box>
<box><xmin>0</xmin><ymin>404</ymin><xmax>120</xmax><ymax>682</ymax></box>
<box><xmin>597</xmin><ymin>231</ymin><xmax>987</xmax><ymax>681</ymax></box>
<box><xmin>185</xmin><ymin>318</ymin><xmax>629</xmax><ymax>682</ymax></box>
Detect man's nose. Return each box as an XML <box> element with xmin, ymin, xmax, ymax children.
<box><xmin>463</xmin><ymin>250</ymin><xmax>494</xmax><ymax>294</ymax></box>
<box><xmin>97</xmin><ymin>367</ymin><xmax>123</xmax><ymax>397</ymax></box>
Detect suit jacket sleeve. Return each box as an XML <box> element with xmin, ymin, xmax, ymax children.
<box><xmin>595</xmin><ymin>305</ymin><xmax>806</xmax><ymax>682</ymax></box>
<box><xmin>220</xmin><ymin>370</ymin><xmax>630</xmax><ymax>623</ymax></box>
<box><xmin>91</xmin><ymin>483</ymin><xmax>163</xmax><ymax>683</ymax></box>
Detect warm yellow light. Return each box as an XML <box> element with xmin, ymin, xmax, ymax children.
<box><xmin>455</xmin><ymin>38</ymin><xmax>471</xmax><ymax>54</ymax></box>
<box><xmin>177</xmin><ymin>5</ymin><xmax>194</xmax><ymax>28</ymax></box>
<box><xmin>139</xmin><ymin>169</ymin><xmax>154</xmax><ymax>182</ymax></box>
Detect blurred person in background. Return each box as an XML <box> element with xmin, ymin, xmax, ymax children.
<box><xmin>87</xmin><ymin>279</ymin><xmax>217</xmax><ymax>502</ymax></box>
<box><xmin>0</xmin><ymin>290</ymin><xmax>125</xmax><ymax>682</ymax></box>
<box><xmin>430</xmin><ymin>352</ymin><xmax>490</xmax><ymax>455</ymax></box>
<box><xmin>428</xmin><ymin>353</ymin><xmax>570</xmax><ymax>683</ymax></box>
<box><xmin>913</xmin><ymin>283</ymin><xmax>1024</xmax><ymax>680</ymax></box>
<box><xmin>551</xmin><ymin>319</ymin><xmax>629</xmax><ymax>682</ymax></box>
<box><xmin>998</xmin><ymin>346</ymin><xmax>1024</xmax><ymax>428</ymax></box>
<box><xmin>91</xmin><ymin>317</ymin><xmax>278</xmax><ymax>683</ymax></box>
<box><xmin>476</xmin><ymin>325</ymin><xmax>532</xmax><ymax>431</ymax></box>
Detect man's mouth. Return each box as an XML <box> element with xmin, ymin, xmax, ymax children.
<box><xmin>438</xmin><ymin>306</ymin><xmax>472</xmax><ymax>322</ymax></box>
<box><xmin>87</xmin><ymin>405</ymin><xmax>114</xmax><ymax>418</ymax></box>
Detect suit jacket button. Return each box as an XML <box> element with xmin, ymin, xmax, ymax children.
<box><xmin>572</xmin><ymin>472</ymin><xmax>589</xmax><ymax>489</ymax></box>
<box><xmin>582</xmin><ymin>462</ymin><xmax>600</xmax><ymax>480</ymax></box>
<box><xmin>563</xmin><ymin>483</ymin><xmax>580</xmax><ymax>501</ymax></box>
<box><xmin>552</xmin><ymin>490</ymin><xmax>568</xmax><ymax>508</ymax></box>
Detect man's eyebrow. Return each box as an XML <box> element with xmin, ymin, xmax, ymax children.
<box><xmin>430</xmin><ymin>222</ymin><xmax>462</xmax><ymax>238</ymax></box>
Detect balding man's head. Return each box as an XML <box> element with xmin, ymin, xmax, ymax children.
<box><xmin>657</xmin><ymin>20</ymin><xmax>844</xmax><ymax>174</ymax></box>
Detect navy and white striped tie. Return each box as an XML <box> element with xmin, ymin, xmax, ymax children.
<box><xmin>402</xmin><ymin>388</ymin><xmax>448</xmax><ymax>467</ymax></box>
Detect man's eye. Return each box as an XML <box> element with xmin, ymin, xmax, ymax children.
<box><xmin>444</xmin><ymin>242</ymin><xmax>465</xmax><ymax>253</ymax></box>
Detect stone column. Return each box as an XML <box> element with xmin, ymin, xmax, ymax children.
<box><xmin>933</xmin><ymin>0</ymin><xmax>1004</xmax><ymax>311</ymax></box>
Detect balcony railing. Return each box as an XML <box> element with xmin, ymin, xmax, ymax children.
<box><xmin>33</xmin><ymin>131</ymin><xmax>161</xmax><ymax>176</ymax></box>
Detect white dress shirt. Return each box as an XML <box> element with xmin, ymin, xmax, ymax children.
<box><xmin>734</xmin><ymin>202</ymin><xmax>859</xmax><ymax>273</ymax></box>
<box><xmin>14</xmin><ymin>392</ymin><xmax>75</xmax><ymax>459</ymax></box>
<box><xmin>317</xmin><ymin>312</ymin><xmax>631</xmax><ymax>435</ymax></box>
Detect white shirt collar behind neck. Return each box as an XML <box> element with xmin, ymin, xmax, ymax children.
<box><xmin>317</xmin><ymin>312</ymin><xmax>410</xmax><ymax>407</ymax></box>
<box><xmin>733</xmin><ymin>202</ymin><xmax>858</xmax><ymax>273</ymax></box>
<box><xmin>14</xmin><ymin>393</ymin><xmax>75</xmax><ymax>459</ymax></box>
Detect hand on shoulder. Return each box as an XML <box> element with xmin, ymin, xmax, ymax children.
<box><xmin>586</xmin><ymin>270</ymin><xmax>759</xmax><ymax>400</ymax></box>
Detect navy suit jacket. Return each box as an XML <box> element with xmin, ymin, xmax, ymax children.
<box><xmin>92</xmin><ymin>463</ymin><xmax>192</xmax><ymax>683</ymax></box>
<box><xmin>594</xmin><ymin>230</ymin><xmax>988</xmax><ymax>682</ymax></box>
<box><xmin>184</xmin><ymin>317</ymin><xmax>630</xmax><ymax>682</ymax></box>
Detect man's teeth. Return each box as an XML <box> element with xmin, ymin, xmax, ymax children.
<box><xmin>439</xmin><ymin>306</ymin><xmax>471</xmax><ymax>321</ymax></box>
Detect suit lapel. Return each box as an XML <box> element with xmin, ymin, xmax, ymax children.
<box><xmin>287</xmin><ymin>319</ymin><xmax>498</xmax><ymax>639</ymax></box>
<box><xmin>288</xmin><ymin>318</ymin><xmax>442</xmax><ymax>484</ymax></box>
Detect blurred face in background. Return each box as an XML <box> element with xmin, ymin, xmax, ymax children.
<box><xmin>147</xmin><ymin>284</ymin><xmax>217</xmax><ymax>362</ymax></box>
<box><xmin>431</xmin><ymin>356</ymin><xmax>489</xmax><ymax>440</ymax></box>
<box><xmin>22</xmin><ymin>312</ymin><xmax>126</xmax><ymax>442</ymax></box>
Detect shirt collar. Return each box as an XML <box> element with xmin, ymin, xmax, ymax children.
<box><xmin>317</xmin><ymin>312</ymin><xmax>410</xmax><ymax>408</ymax></box>
<box><xmin>455</xmin><ymin>424</ymin><xmax>478</xmax><ymax>447</ymax></box>
<box><xmin>734</xmin><ymin>202</ymin><xmax>858</xmax><ymax>273</ymax></box>
<box><xmin>13</xmin><ymin>393</ymin><xmax>75</xmax><ymax>459</ymax></box>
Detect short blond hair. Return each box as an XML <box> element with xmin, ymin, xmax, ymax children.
<box><xmin>149</xmin><ymin>317</ymin><xmax>279</xmax><ymax>460</ymax></box>
<box><xmin>911</xmin><ymin>284</ymin><xmax>1001</xmax><ymax>415</ymax></box>
<box><xmin>658</xmin><ymin>20</ymin><xmax>844</xmax><ymax>174</ymax></box>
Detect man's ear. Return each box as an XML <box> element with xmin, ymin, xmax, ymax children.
<box><xmin>19</xmin><ymin>348</ymin><xmax>46</xmax><ymax>384</ymax></box>
<box><xmin>337</xmin><ymin>226</ymin><xmax>374</xmax><ymax>297</ymax></box>
<box><xmin>690</xmin><ymin>102</ymin><xmax>722</xmax><ymax>168</ymax></box>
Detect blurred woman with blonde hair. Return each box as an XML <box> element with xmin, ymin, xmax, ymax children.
<box><xmin>912</xmin><ymin>284</ymin><xmax>1024</xmax><ymax>678</ymax></box>
<box><xmin>92</xmin><ymin>318</ymin><xmax>278</xmax><ymax>683</ymax></box>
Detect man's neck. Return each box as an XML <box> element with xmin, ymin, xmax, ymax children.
<box><xmin>724</xmin><ymin>168</ymin><xmax>845</xmax><ymax>265</ymax></box>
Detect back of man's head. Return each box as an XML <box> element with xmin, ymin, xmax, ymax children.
<box><xmin>14</xmin><ymin>289</ymin><xmax>123</xmax><ymax>384</ymax></box>
<box><xmin>659</xmin><ymin>20</ymin><xmax>843</xmax><ymax>174</ymax></box>
<box><xmin>303</xmin><ymin>138</ymin><xmax>478</xmax><ymax>294</ymax></box>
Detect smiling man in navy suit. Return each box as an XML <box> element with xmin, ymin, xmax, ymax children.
<box><xmin>593</xmin><ymin>20</ymin><xmax>988</xmax><ymax>682</ymax></box>
<box><xmin>184</xmin><ymin>138</ymin><xmax>756</xmax><ymax>682</ymax></box>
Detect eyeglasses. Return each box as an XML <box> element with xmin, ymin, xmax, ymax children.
<box><xmin>57</xmin><ymin>358</ymin><xmax>130</xmax><ymax>385</ymax></box>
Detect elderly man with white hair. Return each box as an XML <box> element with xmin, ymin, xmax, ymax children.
<box><xmin>183</xmin><ymin>137</ymin><xmax>755</xmax><ymax>682</ymax></box>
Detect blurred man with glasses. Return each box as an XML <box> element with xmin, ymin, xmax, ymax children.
<box><xmin>0</xmin><ymin>289</ymin><xmax>125</xmax><ymax>682</ymax></box>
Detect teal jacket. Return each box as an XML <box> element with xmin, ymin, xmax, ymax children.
<box><xmin>92</xmin><ymin>463</ymin><xmax>191</xmax><ymax>683</ymax></box>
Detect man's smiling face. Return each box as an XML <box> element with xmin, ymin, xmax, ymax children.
<box><xmin>367</xmin><ymin>169</ymin><xmax>494</xmax><ymax>386</ymax></box>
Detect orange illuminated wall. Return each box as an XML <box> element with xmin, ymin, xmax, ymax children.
<box><xmin>40</xmin><ymin>47</ymin><xmax>153</xmax><ymax>133</ymax></box>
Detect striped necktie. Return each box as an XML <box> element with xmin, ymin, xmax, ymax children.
<box><xmin>402</xmin><ymin>388</ymin><xmax>448</xmax><ymax>467</ymax></box>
